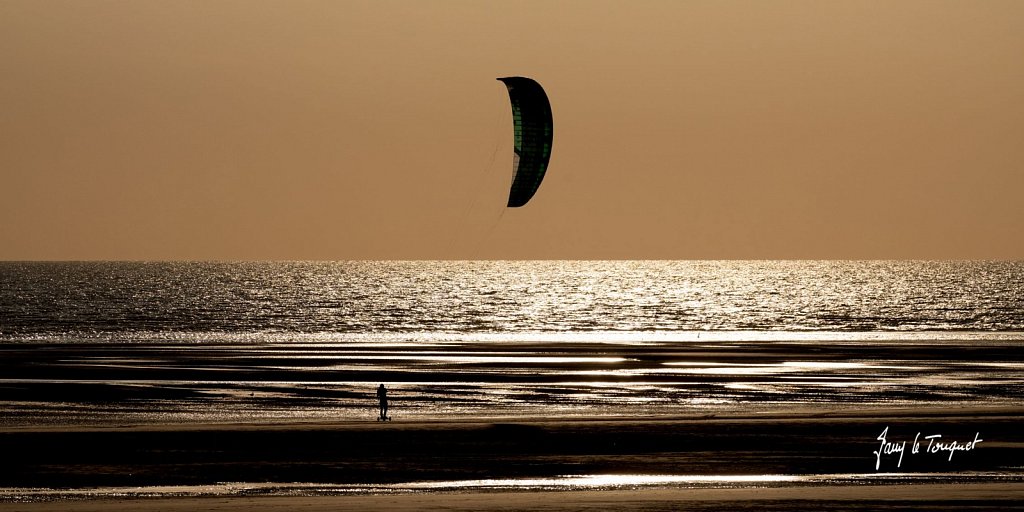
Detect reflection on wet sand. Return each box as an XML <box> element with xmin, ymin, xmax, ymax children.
<box><xmin>1</xmin><ymin>334</ymin><xmax>1022</xmax><ymax>426</ymax></box>
<box><xmin>7</xmin><ymin>471</ymin><xmax>1022</xmax><ymax>499</ymax></box>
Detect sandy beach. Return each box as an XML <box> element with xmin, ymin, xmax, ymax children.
<box><xmin>3</xmin><ymin>407</ymin><xmax>1023</xmax><ymax>510</ymax></box>
<box><xmin>7</xmin><ymin>482</ymin><xmax>1024</xmax><ymax>512</ymax></box>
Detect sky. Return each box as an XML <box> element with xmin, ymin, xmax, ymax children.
<box><xmin>2</xmin><ymin>0</ymin><xmax>1023</xmax><ymax>260</ymax></box>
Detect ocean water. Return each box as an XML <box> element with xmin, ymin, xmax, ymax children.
<box><xmin>1</xmin><ymin>261</ymin><xmax>1023</xmax><ymax>425</ymax></box>
<box><xmin>3</xmin><ymin>261</ymin><xmax>1023</xmax><ymax>337</ymax></box>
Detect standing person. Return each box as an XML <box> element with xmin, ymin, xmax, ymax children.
<box><xmin>376</xmin><ymin>383</ymin><xmax>389</xmax><ymax>421</ymax></box>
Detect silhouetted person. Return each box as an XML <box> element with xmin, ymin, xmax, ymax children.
<box><xmin>376</xmin><ymin>383</ymin><xmax>389</xmax><ymax>421</ymax></box>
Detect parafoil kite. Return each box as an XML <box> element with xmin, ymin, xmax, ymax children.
<box><xmin>497</xmin><ymin>77</ymin><xmax>553</xmax><ymax>207</ymax></box>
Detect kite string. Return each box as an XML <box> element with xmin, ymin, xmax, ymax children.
<box><xmin>467</xmin><ymin>99</ymin><xmax>510</xmax><ymax>216</ymax></box>
<box><xmin>462</xmin><ymin>134</ymin><xmax>503</xmax><ymax>219</ymax></box>
<box><xmin>445</xmin><ymin>111</ymin><xmax>507</xmax><ymax>256</ymax></box>
<box><xmin>473</xmin><ymin>206</ymin><xmax>506</xmax><ymax>260</ymax></box>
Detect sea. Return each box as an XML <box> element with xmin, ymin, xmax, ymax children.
<box><xmin>1</xmin><ymin>260</ymin><xmax>1022</xmax><ymax>426</ymax></box>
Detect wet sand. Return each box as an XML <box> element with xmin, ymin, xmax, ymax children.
<box><xmin>7</xmin><ymin>482</ymin><xmax>1024</xmax><ymax>511</ymax></box>
<box><xmin>3</xmin><ymin>338</ymin><xmax>1024</xmax><ymax>428</ymax></box>
<box><xmin>3</xmin><ymin>408</ymin><xmax>1023</xmax><ymax>509</ymax></box>
<box><xmin>3</xmin><ymin>339</ymin><xmax>1023</xmax><ymax>509</ymax></box>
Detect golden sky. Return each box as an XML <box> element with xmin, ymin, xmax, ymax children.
<box><xmin>2</xmin><ymin>0</ymin><xmax>1022</xmax><ymax>260</ymax></box>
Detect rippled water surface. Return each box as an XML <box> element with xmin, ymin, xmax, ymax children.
<box><xmin>2</xmin><ymin>261</ymin><xmax>1023</xmax><ymax>338</ymax></box>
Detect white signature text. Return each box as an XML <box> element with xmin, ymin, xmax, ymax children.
<box><xmin>873</xmin><ymin>426</ymin><xmax>982</xmax><ymax>470</ymax></box>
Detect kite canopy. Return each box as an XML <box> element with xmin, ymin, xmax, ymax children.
<box><xmin>497</xmin><ymin>77</ymin><xmax>553</xmax><ymax>208</ymax></box>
